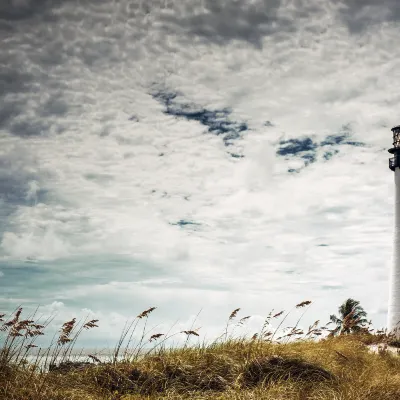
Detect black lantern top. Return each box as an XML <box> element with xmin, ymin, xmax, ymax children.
<box><xmin>389</xmin><ymin>125</ymin><xmax>400</xmax><ymax>154</ymax></box>
<box><xmin>389</xmin><ymin>125</ymin><xmax>400</xmax><ymax>171</ymax></box>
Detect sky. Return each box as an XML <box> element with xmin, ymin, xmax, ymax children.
<box><xmin>0</xmin><ymin>0</ymin><xmax>399</xmax><ymax>347</ymax></box>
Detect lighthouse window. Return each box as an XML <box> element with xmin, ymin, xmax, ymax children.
<box><xmin>393</xmin><ymin>129</ymin><xmax>400</xmax><ymax>148</ymax></box>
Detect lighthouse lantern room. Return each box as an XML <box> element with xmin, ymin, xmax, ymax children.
<box><xmin>389</xmin><ymin>126</ymin><xmax>400</xmax><ymax>171</ymax></box>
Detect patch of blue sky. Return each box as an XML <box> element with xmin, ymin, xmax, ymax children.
<box><xmin>151</xmin><ymin>90</ymin><xmax>248</xmax><ymax>146</ymax></box>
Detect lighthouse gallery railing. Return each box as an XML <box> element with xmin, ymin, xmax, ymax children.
<box><xmin>390</xmin><ymin>157</ymin><xmax>398</xmax><ymax>171</ymax></box>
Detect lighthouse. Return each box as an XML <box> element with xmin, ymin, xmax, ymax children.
<box><xmin>388</xmin><ymin>125</ymin><xmax>400</xmax><ymax>334</ymax></box>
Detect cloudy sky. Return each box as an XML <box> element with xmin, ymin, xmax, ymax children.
<box><xmin>0</xmin><ymin>0</ymin><xmax>399</xmax><ymax>346</ymax></box>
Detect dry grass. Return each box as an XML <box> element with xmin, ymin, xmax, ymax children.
<box><xmin>1</xmin><ymin>305</ymin><xmax>400</xmax><ymax>400</ymax></box>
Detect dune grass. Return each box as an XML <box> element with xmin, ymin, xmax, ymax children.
<box><xmin>1</xmin><ymin>304</ymin><xmax>400</xmax><ymax>400</ymax></box>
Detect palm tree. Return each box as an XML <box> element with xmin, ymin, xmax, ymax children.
<box><xmin>329</xmin><ymin>298</ymin><xmax>369</xmax><ymax>335</ymax></box>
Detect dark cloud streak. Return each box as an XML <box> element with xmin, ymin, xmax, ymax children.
<box><xmin>159</xmin><ymin>0</ymin><xmax>292</xmax><ymax>48</ymax></box>
<box><xmin>0</xmin><ymin>0</ymin><xmax>54</xmax><ymax>22</ymax></box>
<box><xmin>336</xmin><ymin>0</ymin><xmax>400</xmax><ymax>33</ymax></box>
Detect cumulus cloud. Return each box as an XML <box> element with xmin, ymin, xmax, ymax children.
<box><xmin>0</xmin><ymin>0</ymin><xmax>398</xmax><ymax>344</ymax></box>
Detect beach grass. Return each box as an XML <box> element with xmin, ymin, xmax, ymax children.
<box><xmin>1</xmin><ymin>304</ymin><xmax>400</xmax><ymax>400</ymax></box>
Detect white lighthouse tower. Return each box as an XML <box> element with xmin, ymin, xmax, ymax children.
<box><xmin>388</xmin><ymin>125</ymin><xmax>400</xmax><ymax>334</ymax></box>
